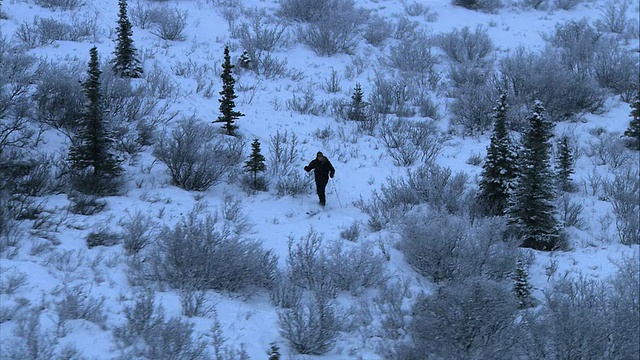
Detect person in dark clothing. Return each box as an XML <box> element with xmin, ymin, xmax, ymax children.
<box><xmin>304</xmin><ymin>151</ymin><xmax>335</xmax><ymax>206</ymax></box>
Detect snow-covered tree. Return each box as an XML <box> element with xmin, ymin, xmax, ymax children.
<box><xmin>69</xmin><ymin>46</ymin><xmax>123</xmax><ymax>196</ymax></box>
<box><xmin>556</xmin><ymin>135</ymin><xmax>575</xmax><ymax>192</ymax></box>
<box><xmin>477</xmin><ymin>93</ymin><xmax>518</xmax><ymax>216</ymax></box>
<box><xmin>508</xmin><ymin>100</ymin><xmax>562</xmax><ymax>251</ymax></box>
<box><xmin>623</xmin><ymin>95</ymin><xmax>639</xmax><ymax>150</ymax></box>
<box><xmin>514</xmin><ymin>256</ymin><xmax>534</xmax><ymax>309</ymax></box>
<box><xmin>244</xmin><ymin>137</ymin><xmax>267</xmax><ymax>191</ymax></box>
<box><xmin>111</xmin><ymin>0</ymin><xmax>143</xmax><ymax>78</ymax></box>
<box><xmin>347</xmin><ymin>83</ymin><xmax>367</xmax><ymax>122</ymax></box>
<box><xmin>216</xmin><ymin>46</ymin><xmax>244</xmax><ymax>136</ymax></box>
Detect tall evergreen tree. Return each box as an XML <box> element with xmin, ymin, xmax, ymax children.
<box><xmin>69</xmin><ymin>46</ymin><xmax>122</xmax><ymax>195</ymax></box>
<box><xmin>623</xmin><ymin>95</ymin><xmax>639</xmax><ymax>150</ymax></box>
<box><xmin>477</xmin><ymin>93</ymin><xmax>518</xmax><ymax>216</ymax></box>
<box><xmin>244</xmin><ymin>138</ymin><xmax>267</xmax><ymax>190</ymax></box>
<box><xmin>556</xmin><ymin>135</ymin><xmax>575</xmax><ymax>192</ymax></box>
<box><xmin>508</xmin><ymin>100</ymin><xmax>561</xmax><ymax>251</ymax></box>
<box><xmin>216</xmin><ymin>46</ymin><xmax>243</xmax><ymax>136</ymax></box>
<box><xmin>111</xmin><ymin>0</ymin><xmax>143</xmax><ymax>78</ymax></box>
<box><xmin>347</xmin><ymin>83</ymin><xmax>367</xmax><ymax>121</ymax></box>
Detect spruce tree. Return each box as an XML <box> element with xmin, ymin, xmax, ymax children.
<box><xmin>513</xmin><ymin>256</ymin><xmax>534</xmax><ymax>309</ymax></box>
<box><xmin>347</xmin><ymin>83</ymin><xmax>367</xmax><ymax>121</ymax></box>
<box><xmin>623</xmin><ymin>95</ymin><xmax>639</xmax><ymax>150</ymax></box>
<box><xmin>111</xmin><ymin>0</ymin><xmax>143</xmax><ymax>78</ymax></box>
<box><xmin>216</xmin><ymin>46</ymin><xmax>243</xmax><ymax>136</ymax></box>
<box><xmin>69</xmin><ymin>46</ymin><xmax>122</xmax><ymax>196</ymax></box>
<box><xmin>244</xmin><ymin>138</ymin><xmax>267</xmax><ymax>191</ymax></box>
<box><xmin>556</xmin><ymin>135</ymin><xmax>575</xmax><ymax>192</ymax></box>
<box><xmin>267</xmin><ymin>342</ymin><xmax>281</xmax><ymax>360</ymax></box>
<box><xmin>508</xmin><ymin>100</ymin><xmax>561</xmax><ymax>251</ymax></box>
<box><xmin>477</xmin><ymin>93</ymin><xmax>518</xmax><ymax>216</ymax></box>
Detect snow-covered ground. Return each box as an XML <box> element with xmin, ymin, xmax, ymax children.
<box><xmin>0</xmin><ymin>0</ymin><xmax>638</xmax><ymax>358</ymax></box>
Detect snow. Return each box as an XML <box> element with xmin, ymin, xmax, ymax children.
<box><xmin>0</xmin><ymin>0</ymin><xmax>639</xmax><ymax>359</ymax></box>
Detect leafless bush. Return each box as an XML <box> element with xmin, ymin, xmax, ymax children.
<box><xmin>151</xmin><ymin>7</ymin><xmax>188</xmax><ymax>41</ymax></box>
<box><xmin>34</xmin><ymin>0</ymin><xmax>84</xmax><ymax>10</ymax></box>
<box><xmin>68</xmin><ymin>192</ymin><xmax>107</xmax><ymax>215</ymax></box>
<box><xmin>386</xmin><ymin>30</ymin><xmax>439</xmax><ymax>86</ymax></box>
<box><xmin>520</xmin><ymin>0</ymin><xmax>548</xmax><ymax>9</ymax></box>
<box><xmin>604</xmin><ymin>166</ymin><xmax>640</xmax><ymax>245</ymax></box>
<box><xmin>593</xmin><ymin>38</ymin><xmax>639</xmax><ymax>102</ymax></box>
<box><xmin>437</xmin><ymin>25</ymin><xmax>494</xmax><ymax>64</ymax></box>
<box><xmin>368</xmin><ymin>73</ymin><xmax>417</xmax><ymax>117</ymax></box>
<box><xmin>129</xmin><ymin>1</ymin><xmax>156</xmax><ymax>29</ymax></box>
<box><xmin>609</xmin><ymin>254</ymin><xmax>640</xmax><ymax>358</ymax></box>
<box><xmin>556</xmin><ymin>193</ymin><xmax>587</xmax><ymax>230</ymax></box>
<box><xmin>54</xmin><ymin>284</ymin><xmax>107</xmax><ymax>327</ymax></box>
<box><xmin>407</xmin><ymin>163</ymin><xmax>470</xmax><ymax>215</ymax></box>
<box><xmin>278</xmin><ymin>291</ymin><xmax>344</xmax><ymax>355</ymax></box>
<box><xmin>148</xmin><ymin>210</ymin><xmax>277</xmax><ymax>292</ymax></box>
<box><xmin>553</xmin><ymin>0</ymin><xmax>583</xmax><ymax>10</ymax></box>
<box><xmin>278</xmin><ymin>0</ymin><xmax>336</xmax><ymax>22</ymax></box>
<box><xmin>236</xmin><ymin>16</ymin><xmax>289</xmax><ymax>62</ymax></box>
<box><xmin>2</xmin><ymin>309</ymin><xmax>57</xmax><ymax>359</ymax></box>
<box><xmin>286</xmin><ymin>87</ymin><xmax>326</xmax><ymax>115</ymax></box>
<box><xmin>584</xmin><ymin>132</ymin><xmax>632</xmax><ymax>170</ymax></box>
<box><xmin>118</xmin><ymin>211</ymin><xmax>159</xmax><ymax>255</ymax></box>
<box><xmin>339</xmin><ymin>221</ymin><xmax>360</xmax><ymax>241</ymax></box>
<box><xmin>594</xmin><ymin>1</ymin><xmax>630</xmax><ymax>34</ymax></box>
<box><xmin>113</xmin><ymin>290</ymin><xmax>208</xmax><ymax>359</ymax></box>
<box><xmin>179</xmin><ymin>287</ymin><xmax>215</xmax><ymax>318</ymax></box>
<box><xmin>0</xmin><ymin>268</ymin><xmax>28</xmax><ymax>295</ymax></box>
<box><xmin>380</xmin><ymin>118</ymin><xmax>443</xmax><ymax>166</ymax></box>
<box><xmin>296</xmin><ymin>4</ymin><xmax>368</xmax><ymax>56</ymax></box>
<box><xmin>267</xmin><ymin>130</ymin><xmax>310</xmax><ymax>196</ymax></box>
<box><xmin>33</xmin><ymin>61</ymin><xmax>84</xmax><ymax>133</ymax></box>
<box><xmin>451</xmin><ymin>0</ymin><xmax>504</xmax><ymax>12</ymax></box>
<box><xmin>399</xmin><ymin>278</ymin><xmax>520</xmax><ymax>359</ymax></box>
<box><xmin>270</xmin><ymin>272</ymin><xmax>303</xmax><ymax>309</ymax></box>
<box><xmin>372</xmin><ymin>279</ymin><xmax>412</xmax><ymax>341</ymax></box>
<box><xmin>363</xmin><ymin>14</ymin><xmax>392</xmax><ymax>46</ymax></box>
<box><xmin>324</xmin><ymin>240</ymin><xmax>388</xmax><ymax>295</ymax></box>
<box><xmin>399</xmin><ymin>212</ymin><xmax>516</xmax><ymax>283</ymax></box>
<box><xmin>86</xmin><ymin>229</ymin><xmax>119</xmax><ymax>249</ymax></box>
<box><xmin>153</xmin><ymin>117</ymin><xmax>235</xmax><ymax>191</ymax></box>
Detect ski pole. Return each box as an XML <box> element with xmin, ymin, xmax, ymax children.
<box><xmin>331</xmin><ymin>178</ymin><xmax>343</xmax><ymax>208</ymax></box>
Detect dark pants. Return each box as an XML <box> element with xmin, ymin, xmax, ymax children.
<box><xmin>316</xmin><ymin>177</ymin><xmax>328</xmax><ymax>205</ymax></box>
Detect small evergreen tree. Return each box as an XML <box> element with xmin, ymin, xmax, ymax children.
<box><xmin>244</xmin><ymin>138</ymin><xmax>267</xmax><ymax>191</ymax></box>
<box><xmin>68</xmin><ymin>46</ymin><xmax>123</xmax><ymax>196</ymax></box>
<box><xmin>623</xmin><ymin>95</ymin><xmax>639</xmax><ymax>150</ymax></box>
<box><xmin>238</xmin><ymin>50</ymin><xmax>251</xmax><ymax>70</ymax></box>
<box><xmin>216</xmin><ymin>46</ymin><xmax>244</xmax><ymax>136</ymax></box>
<box><xmin>477</xmin><ymin>92</ymin><xmax>519</xmax><ymax>216</ymax></box>
<box><xmin>513</xmin><ymin>256</ymin><xmax>534</xmax><ymax>309</ymax></box>
<box><xmin>111</xmin><ymin>0</ymin><xmax>143</xmax><ymax>78</ymax></box>
<box><xmin>556</xmin><ymin>135</ymin><xmax>575</xmax><ymax>192</ymax></box>
<box><xmin>347</xmin><ymin>83</ymin><xmax>367</xmax><ymax>121</ymax></box>
<box><xmin>267</xmin><ymin>342</ymin><xmax>281</xmax><ymax>360</ymax></box>
<box><xmin>508</xmin><ymin>100</ymin><xmax>562</xmax><ymax>251</ymax></box>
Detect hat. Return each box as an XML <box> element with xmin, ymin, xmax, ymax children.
<box><xmin>316</xmin><ymin>151</ymin><xmax>324</xmax><ymax>157</ymax></box>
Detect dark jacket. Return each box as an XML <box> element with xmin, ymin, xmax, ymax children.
<box><xmin>304</xmin><ymin>156</ymin><xmax>335</xmax><ymax>182</ymax></box>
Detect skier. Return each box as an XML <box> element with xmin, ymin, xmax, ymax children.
<box><xmin>304</xmin><ymin>151</ymin><xmax>335</xmax><ymax>206</ymax></box>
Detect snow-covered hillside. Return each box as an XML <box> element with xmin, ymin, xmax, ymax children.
<box><xmin>0</xmin><ymin>0</ymin><xmax>638</xmax><ymax>358</ymax></box>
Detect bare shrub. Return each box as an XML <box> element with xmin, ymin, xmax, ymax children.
<box><xmin>86</xmin><ymin>229</ymin><xmax>119</xmax><ymax>249</ymax></box>
<box><xmin>278</xmin><ymin>0</ymin><xmax>336</xmax><ymax>22</ymax></box>
<box><xmin>584</xmin><ymin>132</ymin><xmax>632</xmax><ymax>169</ymax></box>
<box><xmin>34</xmin><ymin>0</ymin><xmax>84</xmax><ymax>10</ymax></box>
<box><xmin>68</xmin><ymin>192</ymin><xmax>107</xmax><ymax>215</ymax></box>
<box><xmin>285</xmin><ymin>87</ymin><xmax>326</xmax><ymax>115</ymax></box>
<box><xmin>368</xmin><ymin>73</ymin><xmax>417</xmax><ymax>117</ymax></box>
<box><xmin>406</xmin><ymin>163</ymin><xmax>469</xmax><ymax>215</ymax></box>
<box><xmin>447</xmin><ymin>65</ymin><xmax>497</xmax><ymax>134</ymax></box>
<box><xmin>148</xmin><ymin>210</ymin><xmax>277</xmax><ymax>292</ymax></box>
<box><xmin>153</xmin><ymin>117</ymin><xmax>235</xmax><ymax>191</ymax></box>
<box><xmin>324</xmin><ymin>240</ymin><xmax>388</xmax><ymax>295</ymax></box>
<box><xmin>451</xmin><ymin>0</ymin><xmax>504</xmax><ymax>12</ymax></box>
<box><xmin>399</xmin><ymin>213</ymin><xmax>516</xmax><ymax>283</ymax></box>
<box><xmin>269</xmin><ymin>272</ymin><xmax>303</xmax><ymax>309</ymax></box>
<box><xmin>0</xmin><ymin>268</ymin><xmax>28</xmax><ymax>295</ymax></box>
<box><xmin>151</xmin><ymin>7</ymin><xmax>188</xmax><ymax>41</ymax></box>
<box><xmin>2</xmin><ymin>309</ymin><xmax>57</xmax><ymax>359</ymax></box>
<box><xmin>54</xmin><ymin>284</ymin><xmax>107</xmax><ymax>327</ymax></box>
<box><xmin>398</xmin><ymin>278</ymin><xmax>520</xmax><ymax>359</ymax></box>
<box><xmin>33</xmin><ymin>61</ymin><xmax>85</xmax><ymax>133</ymax></box>
<box><xmin>113</xmin><ymin>290</ymin><xmax>208</xmax><ymax>359</ymax></box>
<box><xmin>609</xmin><ymin>254</ymin><xmax>640</xmax><ymax>358</ymax></box>
<box><xmin>604</xmin><ymin>166</ymin><xmax>640</xmax><ymax>245</ymax></box>
<box><xmin>522</xmin><ymin>276</ymin><xmax>612</xmax><ymax>359</ymax></box>
<box><xmin>386</xmin><ymin>30</ymin><xmax>438</xmax><ymax>85</ymax></box>
<box><xmin>277</xmin><ymin>292</ymin><xmax>344</xmax><ymax>355</ymax></box>
<box><xmin>339</xmin><ymin>221</ymin><xmax>360</xmax><ymax>241</ymax></box>
<box><xmin>296</xmin><ymin>4</ymin><xmax>368</xmax><ymax>56</ymax></box>
<box><xmin>556</xmin><ymin>193</ymin><xmax>587</xmax><ymax>230</ymax></box>
<box><xmin>363</xmin><ymin>14</ymin><xmax>392</xmax><ymax>46</ymax></box>
<box><xmin>236</xmin><ymin>16</ymin><xmax>289</xmax><ymax>62</ymax></box>
<box><xmin>267</xmin><ymin>130</ymin><xmax>311</xmax><ymax>196</ymax></box>
<box><xmin>593</xmin><ymin>38</ymin><xmax>639</xmax><ymax>102</ymax></box>
<box><xmin>553</xmin><ymin>0</ymin><xmax>583</xmax><ymax>11</ymax></box>
<box><xmin>437</xmin><ymin>25</ymin><xmax>494</xmax><ymax>65</ymax></box>
<box><xmin>380</xmin><ymin>118</ymin><xmax>443</xmax><ymax>166</ymax></box>
<box><xmin>594</xmin><ymin>0</ymin><xmax>631</xmax><ymax>34</ymax></box>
